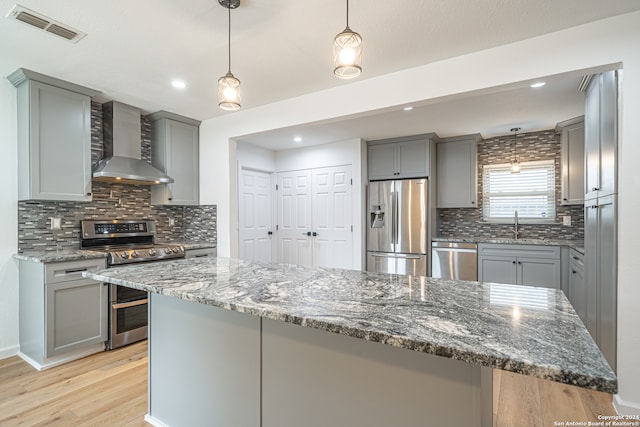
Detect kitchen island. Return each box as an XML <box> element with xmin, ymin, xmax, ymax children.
<box><xmin>84</xmin><ymin>257</ymin><xmax>616</xmax><ymax>427</ymax></box>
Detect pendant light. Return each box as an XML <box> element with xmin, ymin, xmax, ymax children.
<box><xmin>333</xmin><ymin>0</ymin><xmax>362</xmax><ymax>79</ymax></box>
<box><xmin>510</xmin><ymin>127</ymin><xmax>521</xmax><ymax>174</ymax></box>
<box><xmin>218</xmin><ymin>0</ymin><xmax>241</xmax><ymax>111</ymax></box>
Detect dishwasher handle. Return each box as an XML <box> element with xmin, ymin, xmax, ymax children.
<box><xmin>431</xmin><ymin>247</ymin><xmax>478</xmax><ymax>254</ymax></box>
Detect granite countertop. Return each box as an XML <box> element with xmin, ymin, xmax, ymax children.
<box><xmin>433</xmin><ymin>236</ymin><xmax>584</xmax><ymax>250</ymax></box>
<box><xmin>14</xmin><ymin>249</ymin><xmax>107</xmax><ymax>263</ymax></box>
<box><xmin>83</xmin><ymin>257</ymin><xmax>616</xmax><ymax>394</ymax></box>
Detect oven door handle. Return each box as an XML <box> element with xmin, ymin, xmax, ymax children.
<box><xmin>112</xmin><ymin>299</ymin><xmax>148</xmax><ymax>309</ymax></box>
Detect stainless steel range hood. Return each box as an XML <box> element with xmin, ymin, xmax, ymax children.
<box><xmin>92</xmin><ymin>101</ymin><xmax>173</xmax><ymax>185</ymax></box>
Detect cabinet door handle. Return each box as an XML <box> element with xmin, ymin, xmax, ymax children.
<box><xmin>572</xmin><ymin>270</ymin><xmax>577</xmax><ymax>274</ymax></box>
<box><xmin>86</xmin><ymin>192</ymin><xmax>92</xmax><ymax>196</ymax></box>
<box><xmin>592</xmin><ymin>187</ymin><xmax>600</xmax><ymax>191</ymax></box>
<box><xmin>471</xmin><ymin>201</ymin><xmax>475</xmax><ymax>204</ymax></box>
<box><xmin>312</xmin><ymin>232</ymin><xmax>318</xmax><ymax>237</ymax></box>
<box><xmin>512</xmin><ymin>261</ymin><xmax>516</xmax><ymax>264</ymax></box>
<box><xmin>517</xmin><ymin>261</ymin><xmax>522</xmax><ymax>265</ymax></box>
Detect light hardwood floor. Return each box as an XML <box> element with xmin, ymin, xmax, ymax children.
<box><xmin>0</xmin><ymin>341</ymin><xmax>616</xmax><ymax>426</ymax></box>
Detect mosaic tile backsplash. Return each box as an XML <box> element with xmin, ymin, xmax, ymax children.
<box><xmin>438</xmin><ymin>129</ymin><xmax>584</xmax><ymax>240</ymax></box>
<box><xmin>18</xmin><ymin>102</ymin><xmax>216</xmax><ymax>252</ymax></box>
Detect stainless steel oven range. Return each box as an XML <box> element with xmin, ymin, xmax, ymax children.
<box><xmin>80</xmin><ymin>219</ymin><xmax>185</xmax><ymax>349</ymax></box>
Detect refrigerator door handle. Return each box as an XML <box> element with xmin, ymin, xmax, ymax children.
<box><xmin>391</xmin><ymin>190</ymin><xmax>397</xmax><ymax>246</ymax></box>
<box><xmin>370</xmin><ymin>252</ymin><xmax>421</xmax><ymax>259</ymax></box>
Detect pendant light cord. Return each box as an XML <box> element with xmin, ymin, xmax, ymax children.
<box><xmin>227</xmin><ymin>5</ymin><xmax>231</xmax><ymax>73</ymax></box>
<box><xmin>346</xmin><ymin>0</ymin><xmax>350</xmax><ymax>29</ymax></box>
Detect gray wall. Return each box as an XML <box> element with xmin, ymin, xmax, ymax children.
<box><xmin>18</xmin><ymin>102</ymin><xmax>216</xmax><ymax>252</ymax></box>
<box><xmin>438</xmin><ymin>129</ymin><xmax>584</xmax><ymax>240</ymax></box>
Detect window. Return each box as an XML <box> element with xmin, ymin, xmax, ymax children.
<box><xmin>482</xmin><ymin>160</ymin><xmax>555</xmax><ymax>222</ymax></box>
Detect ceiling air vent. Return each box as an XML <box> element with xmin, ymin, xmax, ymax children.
<box><xmin>577</xmin><ymin>75</ymin><xmax>593</xmax><ymax>92</ymax></box>
<box><xmin>5</xmin><ymin>4</ymin><xmax>86</xmax><ymax>43</ymax></box>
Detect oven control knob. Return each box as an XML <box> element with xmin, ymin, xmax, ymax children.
<box><xmin>164</xmin><ymin>248</ymin><xmax>172</xmax><ymax>255</ymax></box>
<box><xmin>121</xmin><ymin>252</ymin><xmax>129</xmax><ymax>259</ymax></box>
<box><xmin>131</xmin><ymin>251</ymin><xmax>139</xmax><ymax>258</ymax></box>
<box><xmin>148</xmin><ymin>248</ymin><xmax>157</xmax><ymax>256</ymax></box>
<box><xmin>171</xmin><ymin>247</ymin><xmax>179</xmax><ymax>254</ymax></box>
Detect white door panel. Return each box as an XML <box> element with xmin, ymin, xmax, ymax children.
<box><xmin>311</xmin><ymin>166</ymin><xmax>353</xmax><ymax>269</ymax></box>
<box><xmin>276</xmin><ymin>165</ymin><xmax>352</xmax><ymax>269</ymax></box>
<box><xmin>277</xmin><ymin>170</ymin><xmax>313</xmax><ymax>266</ymax></box>
<box><xmin>239</xmin><ymin>169</ymin><xmax>273</xmax><ymax>263</ymax></box>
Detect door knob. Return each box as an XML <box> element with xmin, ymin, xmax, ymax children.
<box><xmin>312</xmin><ymin>232</ymin><xmax>318</xmax><ymax>237</ymax></box>
<box><xmin>268</xmin><ymin>231</ymin><xmax>273</xmax><ymax>235</ymax></box>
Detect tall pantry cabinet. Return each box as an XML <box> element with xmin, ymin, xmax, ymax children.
<box><xmin>584</xmin><ymin>70</ymin><xmax>618</xmax><ymax>372</ymax></box>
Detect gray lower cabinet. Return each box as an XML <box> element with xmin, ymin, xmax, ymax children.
<box><xmin>185</xmin><ymin>247</ymin><xmax>217</xmax><ymax>258</ymax></box>
<box><xmin>584</xmin><ymin>194</ymin><xmax>617</xmax><ymax>371</ymax></box>
<box><xmin>367</xmin><ymin>134</ymin><xmax>436</xmax><ymax>180</ymax></box>
<box><xmin>477</xmin><ymin>244</ymin><xmax>561</xmax><ymax>289</ymax></box>
<box><xmin>436</xmin><ymin>134</ymin><xmax>479</xmax><ymax>208</ymax></box>
<box><xmin>19</xmin><ymin>258</ymin><xmax>108</xmax><ymax>368</ymax></box>
<box><xmin>568</xmin><ymin>249</ymin><xmax>586</xmax><ymax>324</ymax></box>
<box><xmin>150</xmin><ymin>111</ymin><xmax>202</xmax><ymax>206</ymax></box>
<box><xmin>8</xmin><ymin>68</ymin><xmax>99</xmax><ymax>202</ymax></box>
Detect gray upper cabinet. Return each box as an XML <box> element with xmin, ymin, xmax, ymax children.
<box><xmin>367</xmin><ymin>135</ymin><xmax>435</xmax><ymax>180</ymax></box>
<box><xmin>556</xmin><ymin>117</ymin><xmax>585</xmax><ymax>205</ymax></box>
<box><xmin>436</xmin><ymin>134</ymin><xmax>479</xmax><ymax>208</ymax></box>
<box><xmin>149</xmin><ymin>111</ymin><xmax>202</xmax><ymax>206</ymax></box>
<box><xmin>585</xmin><ymin>71</ymin><xmax>618</xmax><ymax>201</ymax></box>
<box><xmin>8</xmin><ymin>69</ymin><xmax>99</xmax><ymax>202</ymax></box>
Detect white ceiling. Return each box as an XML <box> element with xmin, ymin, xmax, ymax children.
<box><xmin>1</xmin><ymin>1</ymin><xmax>638</xmax><ymax>148</ymax></box>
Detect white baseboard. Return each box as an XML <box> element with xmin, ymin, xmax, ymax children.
<box><xmin>144</xmin><ymin>414</ymin><xmax>170</xmax><ymax>427</ymax></box>
<box><xmin>0</xmin><ymin>345</ymin><xmax>19</xmax><ymax>360</ymax></box>
<box><xmin>18</xmin><ymin>343</ymin><xmax>105</xmax><ymax>371</ymax></box>
<box><xmin>614</xmin><ymin>394</ymin><xmax>640</xmax><ymax>415</ymax></box>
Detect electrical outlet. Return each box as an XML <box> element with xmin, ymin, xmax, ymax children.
<box><xmin>562</xmin><ymin>216</ymin><xmax>571</xmax><ymax>226</ymax></box>
<box><xmin>50</xmin><ymin>217</ymin><xmax>62</xmax><ymax>230</ymax></box>
<box><xmin>169</xmin><ymin>217</ymin><xmax>175</xmax><ymax>227</ymax></box>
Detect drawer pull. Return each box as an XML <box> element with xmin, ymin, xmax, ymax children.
<box><xmin>64</xmin><ymin>267</ymin><xmax>89</xmax><ymax>274</ymax></box>
<box><xmin>113</xmin><ymin>299</ymin><xmax>148</xmax><ymax>309</ymax></box>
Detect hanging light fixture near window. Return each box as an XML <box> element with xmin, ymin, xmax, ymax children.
<box><xmin>510</xmin><ymin>127</ymin><xmax>521</xmax><ymax>174</ymax></box>
<box><xmin>333</xmin><ymin>0</ymin><xmax>362</xmax><ymax>79</ymax></box>
<box><xmin>218</xmin><ymin>0</ymin><xmax>241</xmax><ymax>110</ymax></box>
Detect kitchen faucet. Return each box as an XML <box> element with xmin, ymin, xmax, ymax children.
<box><xmin>513</xmin><ymin>210</ymin><xmax>521</xmax><ymax>239</ymax></box>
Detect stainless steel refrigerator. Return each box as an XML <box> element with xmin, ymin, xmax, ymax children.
<box><xmin>367</xmin><ymin>179</ymin><xmax>428</xmax><ymax>276</ymax></box>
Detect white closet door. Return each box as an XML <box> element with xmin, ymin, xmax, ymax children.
<box><xmin>238</xmin><ymin>168</ymin><xmax>273</xmax><ymax>263</ymax></box>
<box><xmin>276</xmin><ymin>170</ymin><xmax>313</xmax><ymax>266</ymax></box>
<box><xmin>312</xmin><ymin>165</ymin><xmax>353</xmax><ymax>269</ymax></box>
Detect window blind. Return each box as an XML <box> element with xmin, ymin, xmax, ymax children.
<box><xmin>482</xmin><ymin>160</ymin><xmax>555</xmax><ymax>222</ymax></box>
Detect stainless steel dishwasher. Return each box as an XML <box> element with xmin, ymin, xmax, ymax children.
<box><xmin>431</xmin><ymin>241</ymin><xmax>478</xmax><ymax>280</ymax></box>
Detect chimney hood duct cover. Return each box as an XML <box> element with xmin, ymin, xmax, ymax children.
<box><xmin>92</xmin><ymin>101</ymin><xmax>173</xmax><ymax>185</ymax></box>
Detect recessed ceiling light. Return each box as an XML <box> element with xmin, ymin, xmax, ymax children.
<box><xmin>172</xmin><ymin>80</ymin><xmax>187</xmax><ymax>89</ymax></box>
<box><xmin>293</xmin><ymin>136</ymin><xmax>302</xmax><ymax>142</ymax></box>
<box><xmin>530</xmin><ymin>82</ymin><xmax>546</xmax><ymax>88</ymax></box>
<box><xmin>403</xmin><ymin>106</ymin><xmax>413</xmax><ymax>111</ymax></box>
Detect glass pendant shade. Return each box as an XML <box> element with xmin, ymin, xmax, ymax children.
<box><xmin>510</xmin><ymin>161</ymin><xmax>521</xmax><ymax>174</ymax></box>
<box><xmin>333</xmin><ymin>28</ymin><xmax>362</xmax><ymax>79</ymax></box>
<box><xmin>218</xmin><ymin>72</ymin><xmax>241</xmax><ymax>111</ymax></box>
